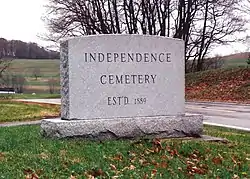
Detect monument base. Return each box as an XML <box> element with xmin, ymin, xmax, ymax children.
<box><xmin>41</xmin><ymin>115</ymin><xmax>203</xmax><ymax>140</ymax></box>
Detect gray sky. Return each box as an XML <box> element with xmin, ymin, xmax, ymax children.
<box><xmin>0</xmin><ymin>0</ymin><xmax>47</xmax><ymax>46</ymax></box>
<box><xmin>0</xmin><ymin>0</ymin><xmax>248</xmax><ymax>55</ymax></box>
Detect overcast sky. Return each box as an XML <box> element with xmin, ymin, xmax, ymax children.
<box><xmin>0</xmin><ymin>0</ymin><xmax>248</xmax><ymax>55</ymax></box>
<box><xmin>0</xmin><ymin>0</ymin><xmax>48</xmax><ymax>46</ymax></box>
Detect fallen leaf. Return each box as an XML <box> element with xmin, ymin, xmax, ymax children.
<box><xmin>70</xmin><ymin>175</ymin><xmax>77</xmax><ymax>179</ymax></box>
<box><xmin>232</xmin><ymin>156</ymin><xmax>238</xmax><ymax>164</ymax></box>
<box><xmin>160</xmin><ymin>162</ymin><xmax>168</xmax><ymax>169</ymax></box>
<box><xmin>154</xmin><ymin>147</ymin><xmax>160</xmax><ymax>153</ymax></box>
<box><xmin>0</xmin><ymin>152</ymin><xmax>5</xmax><ymax>161</ymax></box>
<box><xmin>128</xmin><ymin>151</ymin><xmax>136</xmax><ymax>157</ymax></box>
<box><xmin>151</xmin><ymin>169</ymin><xmax>157</xmax><ymax>177</ymax></box>
<box><xmin>143</xmin><ymin>174</ymin><xmax>148</xmax><ymax>179</ymax></box>
<box><xmin>112</xmin><ymin>154</ymin><xmax>123</xmax><ymax>161</ymax></box>
<box><xmin>23</xmin><ymin>168</ymin><xmax>33</xmax><ymax>175</ymax></box>
<box><xmin>242</xmin><ymin>172</ymin><xmax>247</xmax><ymax>177</ymax></box>
<box><xmin>191</xmin><ymin>166</ymin><xmax>206</xmax><ymax>175</ymax></box>
<box><xmin>186</xmin><ymin>161</ymin><xmax>195</xmax><ymax>166</ymax></box>
<box><xmin>212</xmin><ymin>157</ymin><xmax>222</xmax><ymax>165</ymax></box>
<box><xmin>129</xmin><ymin>165</ymin><xmax>136</xmax><ymax>170</ymax></box>
<box><xmin>152</xmin><ymin>138</ymin><xmax>162</xmax><ymax>148</ymax></box>
<box><xmin>25</xmin><ymin>173</ymin><xmax>39</xmax><ymax>179</ymax></box>
<box><xmin>110</xmin><ymin>164</ymin><xmax>117</xmax><ymax>170</ymax></box>
<box><xmin>85</xmin><ymin>169</ymin><xmax>105</xmax><ymax>178</ymax></box>
<box><xmin>39</xmin><ymin>152</ymin><xmax>49</xmax><ymax>160</ymax></box>
<box><xmin>145</xmin><ymin>149</ymin><xmax>155</xmax><ymax>154</ymax></box>
<box><xmin>178</xmin><ymin>167</ymin><xmax>183</xmax><ymax>171</ymax></box>
<box><xmin>232</xmin><ymin>174</ymin><xmax>240</xmax><ymax>179</ymax></box>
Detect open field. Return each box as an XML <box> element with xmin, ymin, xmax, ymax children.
<box><xmin>9</xmin><ymin>59</ymin><xmax>60</xmax><ymax>76</ymax></box>
<box><xmin>4</xmin><ymin>59</ymin><xmax>60</xmax><ymax>93</ymax></box>
<box><xmin>0</xmin><ymin>125</ymin><xmax>249</xmax><ymax>178</ymax></box>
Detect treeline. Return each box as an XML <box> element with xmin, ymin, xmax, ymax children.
<box><xmin>0</xmin><ymin>38</ymin><xmax>59</xmax><ymax>59</ymax></box>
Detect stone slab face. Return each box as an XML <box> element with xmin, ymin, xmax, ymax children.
<box><xmin>41</xmin><ymin>115</ymin><xmax>203</xmax><ymax>140</ymax></box>
<box><xmin>61</xmin><ymin>35</ymin><xmax>185</xmax><ymax>120</ymax></box>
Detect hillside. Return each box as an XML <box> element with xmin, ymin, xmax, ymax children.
<box><xmin>186</xmin><ymin>67</ymin><xmax>250</xmax><ymax>103</ymax></box>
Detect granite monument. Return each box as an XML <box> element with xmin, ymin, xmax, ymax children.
<box><xmin>41</xmin><ymin>34</ymin><xmax>203</xmax><ymax>139</ymax></box>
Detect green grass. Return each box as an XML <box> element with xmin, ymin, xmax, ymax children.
<box><xmin>0</xmin><ymin>101</ymin><xmax>60</xmax><ymax>123</ymax></box>
<box><xmin>0</xmin><ymin>125</ymin><xmax>249</xmax><ymax>178</ymax></box>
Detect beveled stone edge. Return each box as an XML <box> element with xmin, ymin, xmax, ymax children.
<box><xmin>40</xmin><ymin>115</ymin><xmax>203</xmax><ymax>140</ymax></box>
<box><xmin>60</xmin><ymin>41</ymin><xmax>70</xmax><ymax>119</ymax></box>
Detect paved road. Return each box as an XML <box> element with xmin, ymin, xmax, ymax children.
<box><xmin>186</xmin><ymin>102</ymin><xmax>250</xmax><ymax>131</ymax></box>
<box><xmin>14</xmin><ymin>99</ymin><xmax>250</xmax><ymax>131</ymax></box>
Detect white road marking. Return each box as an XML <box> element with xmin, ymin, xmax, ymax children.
<box><xmin>203</xmin><ymin>122</ymin><xmax>250</xmax><ymax>132</ymax></box>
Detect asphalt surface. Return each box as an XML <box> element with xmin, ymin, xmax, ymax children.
<box><xmin>186</xmin><ymin>101</ymin><xmax>250</xmax><ymax>131</ymax></box>
<box><xmin>3</xmin><ymin>99</ymin><xmax>250</xmax><ymax>131</ymax></box>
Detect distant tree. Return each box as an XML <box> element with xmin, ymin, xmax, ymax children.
<box><xmin>11</xmin><ymin>75</ymin><xmax>26</xmax><ymax>93</ymax></box>
<box><xmin>0</xmin><ymin>44</ymin><xmax>13</xmax><ymax>87</ymax></box>
<box><xmin>48</xmin><ymin>77</ymin><xmax>58</xmax><ymax>94</ymax></box>
<box><xmin>202</xmin><ymin>56</ymin><xmax>225</xmax><ymax>71</ymax></box>
<box><xmin>32</xmin><ymin>67</ymin><xmax>42</xmax><ymax>80</ymax></box>
<box><xmin>247</xmin><ymin>53</ymin><xmax>250</xmax><ymax>65</ymax></box>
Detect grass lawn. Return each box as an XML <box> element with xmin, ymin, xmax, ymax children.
<box><xmin>0</xmin><ymin>125</ymin><xmax>249</xmax><ymax>178</ymax></box>
<box><xmin>0</xmin><ymin>101</ymin><xmax>60</xmax><ymax>123</ymax></box>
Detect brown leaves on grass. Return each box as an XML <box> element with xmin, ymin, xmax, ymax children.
<box><xmin>23</xmin><ymin>169</ymin><xmax>39</xmax><ymax>179</ymax></box>
<box><xmin>185</xmin><ymin>68</ymin><xmax>250</xmax><ymax>103</ymax></box>
<box><xmin>80</xmin><ymin>138</ymin><xmax>247</xmax><ymax>178</ymax></box>
<box><xmin>111</xmin><ymin>154</ymin><xmax>123</xmax><ymax>161</ymax></box>
<box><xmin>85</xmin><ymin>169</ymin><xmax>105</xmax><ymax>178</ymax></box>
<box><xmin>185</xmin><ymin>150</ymin><xmax>208</xmax><ymax>176</ymax></box>
<box><xmin>0</xmin><ymin>152</ymin><xmax>5</xmax><ymax>161</ymax></box>
<box><xmin>212</xmin><ymin>157</ymin><xmax>223</xmax><ymax>165</ymax></box>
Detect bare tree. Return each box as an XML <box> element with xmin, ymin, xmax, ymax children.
<box><xmin>48</xmin><ymin>77</ymin><xmax>58</xmax><ymax>94</ymax></box>
<box><xmin>32</xmin><ymin>67</ymin><xmax>42</xmax><ymax>80</ymax></box>
<box><xmin>0</xmin><ymin>50</ymin><xmax>13</xmax><ymax>87</ymax></box>
<box><xmin>11</xmin><ymin>75</ymin><xmax>26</xmax><ymax>93</ymax></box>
<box><xmin>44</xmin><ymin>0</ymin><xmax>246</xmax><ymax>72</ymax></box>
